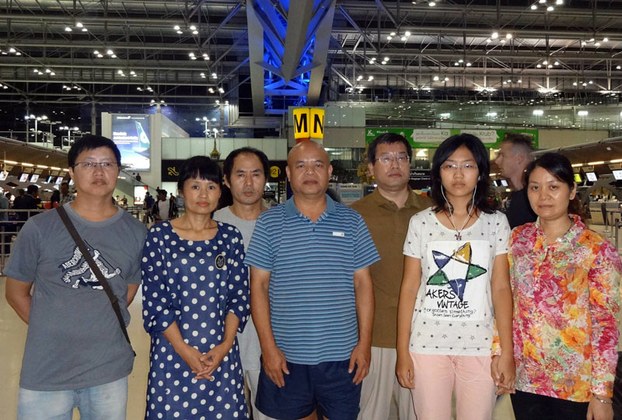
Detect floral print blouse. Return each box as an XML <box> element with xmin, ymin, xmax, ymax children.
<box><xmin>509</xmin><ymin>215</ymin><xmax>621</xmax><ymax>402</ymax></box>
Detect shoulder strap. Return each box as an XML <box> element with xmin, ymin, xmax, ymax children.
<box><xmin>56</xmin><ymin>206</ymin><xmax>134</xmax><ymax>349</ymax></box>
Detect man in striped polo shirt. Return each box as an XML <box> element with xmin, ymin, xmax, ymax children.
<box><xmin>246</xmin><ymin>140</ymin><xmax>379</xmax><ymax>420</ymax></box>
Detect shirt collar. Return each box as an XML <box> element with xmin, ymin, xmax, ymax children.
<box><xmin>285</xmin><ymin>194</ymin><xmax>336</xmax><ymax>219</ymax></box>
<box><xmin>370</xmin><ymin>187</ymin><xmax>421</xmax><ymax>210</ymax></box>
<box><xmin>534</xmin><ymin>213</ymin><xmax>584</xmax><ymax>244</ymax></box>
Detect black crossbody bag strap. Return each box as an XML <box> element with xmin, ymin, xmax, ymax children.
<box><xmin>56</xmin><ymin>206</ymin><xmax>134</xmax><ymax>351</ymax></box>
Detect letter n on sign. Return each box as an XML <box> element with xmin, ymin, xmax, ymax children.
<box><xmin>292</xmin><ymin>107</ymin><xmax>324</xmax><ymax>141</ymax></box>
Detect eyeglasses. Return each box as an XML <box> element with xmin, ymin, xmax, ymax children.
<box><xmin>376</xmin><ymin>153</ymin><xmax>411</xmax><ymax>166</ymax></box>
<box><xmin>73</xmin><ymin>161</ymin><xmax>118</xmax><ymax>170</ymax></box>
<box><xmin>440</xmin><ymin>162</ymin><xmax>478</xmax><ymax>172</ymax></box>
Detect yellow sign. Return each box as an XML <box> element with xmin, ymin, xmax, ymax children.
<box><xmin>270</xmin><ymin>165</ymin><xmax>281</xmax><ymax>179</ymax></box>
<box><xmin>292</xmin><ymin>108</ymin><xmax>324</xmax><ymax>140</ymax></box>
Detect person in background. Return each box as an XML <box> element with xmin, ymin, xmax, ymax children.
<box><xmin>12</xmin><ymin>189</ymin><xmax>25</xmax><ymax>210</ymax></box>
<box><xmin>142</xmin><ymin>191</ymin><xmax>155</xmax><ymax>224</ymax></box>
<box><xmin>0</xmin><ymin>191</ymin><xmax>9</xmax><ymax>253</ymax></box>
<box><xmin>213</xmin><ymin>147</ymin><xmax>275</xmax><ymax>420</ymax></box>
<box><xmin>119</xmin><ymin>195</ymin><xmax>128</xmax><ymax>210</ymax></box>
<box><xmin>245</xmin><ymin>141</ymin><xmax>379</xmax><ymax>419</ymax></box>
<box><xmin>4</xmin><ymin>134</ymin><xmax>147</xmax><ymax>419</ymax></box>
<box><xmin>49</xmin><ymin>189</ymin><xmax>61</xmax><ymax>208</ymax></box>
<box><xmin>13</xmin><ymin>185</ymin><xmax>40</xmax><ymax>222</ymax></box>
<box><xmin>351</xmin><ymin>133</ymin><xmax>430</xmax><ymax>420</ymax></box>
<box><xmin>151</xmin><ymin>188</ymin><xmax>178</xmax><ymax>222</ymax></box>
<box><xmin>397</xmin><ymin>133</ymin><xmax>515</xmax><ymax>420</ymax></box>
<box><xmin>494</xmin><ymin>133</ymin><xmax>537</xmax><ymax>228</ymax></box>
<box><xmin>141</xmin><ymin>155</ymin><xmax>249</xmax><ymax>419</ymax></box>
<box><xmin>59</xmin><ymin>181</ymin><xmax>75</xmax><ymax>205</ymax></box>
<box><xmin>510</xmin><ymin>152</ymin><xmax>621</xmax><ymax>420</ymax></box>
<box><xmin>0</xmin><ymin>191</ymin><xmax>9</xmax><ymax>221</ymax></box>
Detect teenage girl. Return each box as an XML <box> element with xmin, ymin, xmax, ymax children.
<box><xmin>396</xmin><ymin>133</ymin><xmax>515</xmax><ymax>419</ymax></box>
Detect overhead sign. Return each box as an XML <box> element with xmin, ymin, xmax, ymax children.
<box><xmin>292</xmin><ymin>107</ymin><xmax>325</xmax><ymax>140</ymax></box>
<box><xmin>365</xmin><ymin>128</ymin><xmax>539</xmax><ymax>149</ymax></box>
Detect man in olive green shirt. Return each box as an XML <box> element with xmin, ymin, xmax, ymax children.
<box><xmin>351</xmin><ymin>133</ymin><xmax>431</xmax><ymax>420</ymax></box>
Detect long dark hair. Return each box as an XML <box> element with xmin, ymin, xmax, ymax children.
<box><xmin>525</xmin><ymin>152</ymin><xmax>584</xmax><ymax>217</ymax></box>
<box><xmin>430</xmin><ymin>133</ymin><xmax>494</xmax><ymax>214</ymax></box>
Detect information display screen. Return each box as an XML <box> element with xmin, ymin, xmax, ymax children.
<box><xmin>613</xmin><ymin>170</ymin><xmax>622</xmax><ymax>181</ymax></box>
<box><xmin>111</xmin><ymin>114</ymin><xmax>151</xmax><ymax>171</ymax></box>
<box><xmin>585</xmin><ymin>172</ymin><xmax>598</xmax><ymax>182</ymax></box>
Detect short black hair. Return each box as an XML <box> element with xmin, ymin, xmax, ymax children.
<box><xmin>367</xmin><ymin>132</ymin><xmax>412</xmax><ymax>164</ymax></box>
<box><xmin>222</xmin><ymin>147</ymin><xmax>270</xmax><ymax>181</ymax></box>
<box><xmin>26</xmin><ymin>184</ymin><xmax>39</xmax><ymax>195</ymax></box>
<box><xmin>68</xmin><ymin>135</ymin><xmax>122</xmax><ymax>168</ymax></box>
<box><xmin>177</xmin><ymin>156</ymin><xmax>222</xmax><ymax>191</ymax></box>
<box><xmin>430</xmin><ymin>133</ymin><xmax>494</xmax><ymax>214</ymax></box>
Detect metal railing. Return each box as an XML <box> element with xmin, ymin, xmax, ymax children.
<box><xmin>0</xmin><ymin>207</ymin><xmax>153</xmax><ymax>274</ymax></box>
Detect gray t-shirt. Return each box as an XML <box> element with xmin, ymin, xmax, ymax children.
<box><xmin>213</xmin><ymin>206</ymin><xmax>261</xmax><ymax>371</ymax></box>
<box><xmin>4</xmin><ymin>203</ymin><xmax>147</xmax><ymax>391</ymax></box>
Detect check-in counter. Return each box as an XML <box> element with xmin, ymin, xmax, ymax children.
<box><xmin>589</xmin><ymin>201</ymin><xmax>620</xmax><ymax>225</ymax></box>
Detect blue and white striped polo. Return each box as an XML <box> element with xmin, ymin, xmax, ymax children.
<box><xmin>245</xmin><ymin>195</ymin><xmax>379</xmax><ymax>365</ymax></box>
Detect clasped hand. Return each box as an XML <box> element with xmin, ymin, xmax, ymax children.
<box><xmin>179</xmin><ymin>342</ymin><xmax>229</xmax><ymax>381</ymax></box>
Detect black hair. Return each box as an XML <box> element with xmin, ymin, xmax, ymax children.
<box><xmin>367</xmin><ymin>132</ymin><xmax>412</xmax><ymax>164</ymax></box>
<box><xmin>222</xmin><ymin>147</ymin><xmax>270</xmax><ymax>182</ymax></box>
<box><xmin>50</xmin><ymin>190</ymin><xmax>61</xmax><ymax>203</ymax></box>
<box><xmin>68</xmin><ymin>134</ymin><xmax>122</xmax><ymax>167</ymax></box>
<box><xmin>524</xmin><ymin>152</ymin><xmax>583</xmax><ymax>216</ymax></box>
<box><xmin>430</xmin><ymin>133</ymin><xmax>494</xmax><ymax>214</ymax></box>
<box><xmin>177</xmin><ymin>155</ymin><xmax>222</xmax><ymax>191</ymax></box>
<box><xmin>26</xmin><ymin>184</ymin><xmax>39</xmax><ymax>195</ymax></box>
<box><xmin>525</xmin><ymin>152</ymin><xmax>573</xmax><ymax>189</ymax></box>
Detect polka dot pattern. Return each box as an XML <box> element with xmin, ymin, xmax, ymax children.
<box><xmin>142</xmin><ymin>221</ymin><xmax>250</xmax><ymax>419</ymax></box>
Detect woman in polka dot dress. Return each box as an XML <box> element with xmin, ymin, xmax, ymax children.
<box><xmin>142</xmin><ymin>156</ymin><xmax>250</xmax><ymax>419</ymax></box>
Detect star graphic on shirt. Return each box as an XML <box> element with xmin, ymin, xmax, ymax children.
<box><xmin>427</xmin><ymin>242</ymin><xmax>487</xmax><ymax>301</ymax></box>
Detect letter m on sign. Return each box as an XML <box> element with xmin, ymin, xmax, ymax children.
<box><xmin>292</xmin><ymin>107</ymin><xmax>324</xmax><ymax>141</ymax></box>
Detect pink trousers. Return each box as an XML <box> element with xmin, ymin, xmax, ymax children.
<box><xmin>410</xmin><ymin>352</ymin><xmax>496</xmax><ymax>420</ymax></box>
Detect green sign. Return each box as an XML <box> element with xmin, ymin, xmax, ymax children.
<box><xmin>365</xmin><ymin>128</ymin><xmax>539</xmax><ymax>149</ymax></box>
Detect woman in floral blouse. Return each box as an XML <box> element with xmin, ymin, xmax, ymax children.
<box><xmin>510</xmin><ymin>152</ymin><xmax>621</xmax><ymax>420</ymax></box>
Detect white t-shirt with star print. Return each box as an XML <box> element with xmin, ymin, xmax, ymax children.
<box><xmin>403</xmin><ymin>207</ymin><xmax>510</xmax><ymax>356</ymax></box>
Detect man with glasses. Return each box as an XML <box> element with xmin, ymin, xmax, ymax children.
<box><xmin>351</xmin><ymin>133</ymin><xmax>431</xmax><ymax>420</ymax></box>
<box><xmin>5</xmin><ymin>134</ymin><xmax>147</xmax><ymax>419</ymax></box>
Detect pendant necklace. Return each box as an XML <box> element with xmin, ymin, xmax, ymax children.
<box><xmin>446</xmin><ymin>206</ymin><xmax>474</xmax><ymax>240</ymax></box>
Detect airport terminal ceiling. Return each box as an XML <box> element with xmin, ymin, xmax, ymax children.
<box><xmin>1</xmin><ymin>0</ymin><xmax>622</xmax><ymax>138</ymax></box>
